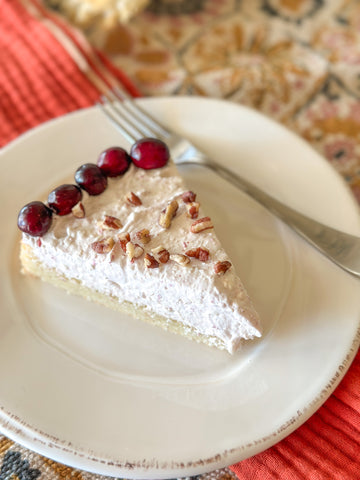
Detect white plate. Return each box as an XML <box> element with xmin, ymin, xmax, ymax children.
<box><xmin>0</xmin><ymin>97</ymin><xmax>359</xmax><ymax>479</ymax></box>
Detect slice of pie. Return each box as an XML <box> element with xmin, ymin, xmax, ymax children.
<box><xmin>18</xmin><ymin>138</ymin><xmax>261</xmax><ymax>354</ymax></box>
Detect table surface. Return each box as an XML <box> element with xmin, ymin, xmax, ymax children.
<box><xmin>0</xmin><ymin>1</ymin><xmax>359</xmax><ymax>479</ymax></box>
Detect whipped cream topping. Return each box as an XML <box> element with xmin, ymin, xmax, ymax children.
<box><xmin>22</xmin><ymin>161</ymin><xmax>261</xmax><ymax>353</ymax></box>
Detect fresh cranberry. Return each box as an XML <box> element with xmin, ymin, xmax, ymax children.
<box><xmin>17</xmin><ymin>201</ymin><xmax>53</xmax><ymax>237</ymax></box>
<box><xmin>97</xmin><ymin>147</ymin><xmax>131</xmax><ymax>177</ymax></box>
<box><xmin>47</xmin><ymin>184</ymin><xmax>82</xmax><ymax>215</ymax></box>
<box><xmin>75</xmin><ymin>163</ymin><xmax>107</xmax><ymax>195</ymax></box>
<box><xmin>130</xmin><ymin>138</ymin><xmax>169</xmax><ymax>170</ymax></box>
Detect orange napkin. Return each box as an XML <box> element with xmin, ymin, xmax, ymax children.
<box><xmin>0</xmin><ymin>0</ymin><xmax>139</xmax><ymax>147</ymax></box>
<box><xmin>230</xmin><ymin>352</ymin><xmax>360</xmax><ymax>480</ymax></box>
<box><xmin>230</xmin><ymin>350</ymin><xmax>360</xmax><ymax>479</ymax></box>
<box><xmin>0</xmin><ymin>2</ymin><xmax>359</xmax><ymax>479</ymax></box>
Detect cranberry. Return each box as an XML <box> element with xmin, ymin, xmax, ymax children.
<box><xmin>97</xmin><ymin>147</ymin><xmax>131</xmax><ymax>177</ymax></box>
<box><xmin>47</xmin><ymin>184</ymin><xmax>82</xmax><ymax>215</ymax></box>
<box><xmin>17</xmin><ymin>201</ymin><xmax>53</xmax><ymax>237</ymax></box>
<box><xmin>130</xmin><ymin>138</ymin><xmax>169</xmax><ymax>170</ymax></box>
<box><xmin>75</xmin><ymin>163</ymin><xmax>107</xmax><ymax>195</ymax></box>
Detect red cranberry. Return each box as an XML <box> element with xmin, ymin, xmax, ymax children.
<box><xmin>47</xmin><ymin>184</ymin><xmax>82</xmax><ymax>215</ymax></box>
<box><xmin>130</xmin><ymin>138</ymin><xmax>169</xmax><ymax>170</ymax></box>
<box><xmin>17</xmin><ymin>201</ymin><xmax>53</xmax><ymax>237</ymax></box>
<box><xmin>97</xmin><ymin>147</ymin><xmax>131</xmax><ymax>177</ymax></box>
<box><xmin>75</xmin><ymin>163</ymin><xmax>107</xmax><ymax>195</ymax></box>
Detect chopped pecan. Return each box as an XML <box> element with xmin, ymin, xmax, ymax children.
<box><xmin>182</xmin><ymin>191</ymin><xmax>196</xmax><ymax>203</ymax></box>
<box><xmin>186</xmin><ymin>202</ymin><xmax>200</xmax><ymax>219</ymax></box>
<box><xmin>102</xmin><ymin>215</ymin><xmax>123</xmax><ymax>230</ymax></box>
<box><xmin>159</xmin><ymin>200</ymin><xmax>178</xmax><ymax>229</ymax></box>
<box><xmin>134</xmin><ymin>228</ymin><xmax>151</xmax><ymax>244</ymax></box>
<box><xmin>118</xmin><ymin>232</ymin><xmax>130</xmax><ymax>253</ymax></box>
<box><xmin>91</xmin><ymin>237</ymin><xmax>114</xmax><ymax>254</ymax></box>
<box><xmin>72</xmin><ymin>202</ymin><xmax>85</xmax><ymax>218</ymax></box>
<box><xmin>214</xmin><ymin>261</ymin><xmax>232</xmax><ymax>275</ymax></box>
<box><xmin>152</xmin><ymin>245</ymin><xmax>170</xmax><ymax>264</ymax></box>
<box><xmin>126</xmin><ymin>191</ymin><xmax>142</xmax><ymax>206</ymax></box>
<box><xmin>185</xmin><ymin>247</ymin><xmax>210</xmax><ymax>262</ymax></box>
<box><xmin>190</xmin><ymin>216</ymin><xmax>213</xmax><ymax>233</ymax></box>
<box><xmin>126</xmin><ymin>242</ymin><xmax>144</xmax><ymax>261</ymax></box>
<box><xmin>158</xmin><ymin>249</ymin><xmax>170</xmax><ymax>264</ymax></box>
<box><xmin>144</xmin><ymin>253</ymin><xmax>160</xmax><ymax>269</ymax></box>
<box><xmin>170</xmin><ymin>254</ymin><xmax>190</xmax><ymax>266</ymax></box>
<box><xmin>152</xmin><ymin>245</ymin><xmax>165</xmax><ymax>255</ymax></box>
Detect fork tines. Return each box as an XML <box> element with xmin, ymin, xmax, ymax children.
<box><xmin>98</xmin><ymin>87</ymin><xmax>169</xmax><ymax>144</ymax></box>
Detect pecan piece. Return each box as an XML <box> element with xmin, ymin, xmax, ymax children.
<box><xmin>144</xmin><ymin>253</ymin><xmax>160</xmax><ymax>269</ymax></box>
<box><xmin>91</xmin><ymin>237</ymin><xmax>114</xmax><ymax>254</ymax></box>
<box><xmin>134</xmin><ymin>228</ymin><xmax>151</xmax><ymax>244</ymax></box>
<box><xmin>152</xmin><ymin>245</ymin><xmax>170</xmax><ymax>264</ymax></box>
<box><xmin>126</xmin><ymin>242</ymin><xmax>144</xmax><ymax>261</ymax></box>
<box><xmin>158</xmin><ymin>249</ymin><xmax>170</xmax><ymax>264</ymax></box>
<box><xmin>185</xmin><ymin>247</ymin><xmax>210</xmax><ymax>262</ymax></box>
<box><xmin>118</xmin><ymin>232</ymin><xmax>130</xmax><ymax>253</ymax></box>
<box><xmin>72</xmin><ymin>202</ymin><xmax>85</xmax><ymax>218</ymax></box>
<box><xmin>185</xmin><ymin>202</ymin><xmax>200</xmax><ymax>219</ymax></box>
<box><xmin>214</xmin><ymin>261</ymin><xmax>232</xmax><ymax>275</ymax></box>
<box><xmin>170</xmin><ymin>254</ymin><xmax>190</xmax><ymax>266</ymax></box>
<box><xmin>159</xmin><ymin>200</ymin><xmax>178</xmax><ymax>229</ymax></box>
<box><xmin>102</xmin><ymin>215</ymin><xmax>123</xmax><ymax>230</ymax></box>
<box><xmin>126</xmin><ymin>191</ymin><xmax>142</xmax><ymax>206</ymax></box>
<box><xmin>182</xmin><ymin>190</ymin><xmax>196</xmax><ymax>203</ymax></box>
<box><xmin>190</xmin><ymin>216</ymin><xmax>213</xmax><ymax>233</ymax></box>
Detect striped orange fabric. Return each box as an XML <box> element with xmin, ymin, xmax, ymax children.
<box><xmin>0</xmin><ymin>0</ymin><xmax>139</xmax><ymax>147</ymax></box>
<box><xmin>230</xmin><ymin>350</ymin><xmax>360</xmax><ymax>479</ymax></box>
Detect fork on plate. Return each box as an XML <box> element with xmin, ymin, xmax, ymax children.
<box><xmin>97</xmin><ymin>87</ymin><xmax>360</xmax><ymax>279</ymax></box>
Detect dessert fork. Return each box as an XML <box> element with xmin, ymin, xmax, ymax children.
<box><xmin>98</xmin><ymin>87</ymin><xmax>360</xmax><ymax>279</ymax></box>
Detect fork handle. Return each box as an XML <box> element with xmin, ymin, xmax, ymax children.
<box><xmin>181</xmin><ymin>154</ymin><xmax>360</xmax><ymax>278</ymax></box>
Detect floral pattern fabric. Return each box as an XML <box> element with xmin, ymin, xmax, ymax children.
<box><xmin>82</xmin><ymin>0</ymin><xmax>360</xmax><ymax>202</ymax></box>
<box><xmin>0</xmin><ymin>438</ymin><xmax>238</xmax><ymax>480</ymax></box>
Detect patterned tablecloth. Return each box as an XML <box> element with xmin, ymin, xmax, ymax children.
<box><xmin>0</xmin><ymin>1</ymin><xmax>359</xmax><ymax>479</ymax></box>
<box><xmin>84</xmin><ymin>0</ymin><xmax>360</xmax><ymax>203</ymax></box>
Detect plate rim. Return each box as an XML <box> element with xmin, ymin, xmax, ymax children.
<box><xmin>0</xmin><ymin>328</ymin><xmax>359</xmax><ymax>478</ymax></box>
